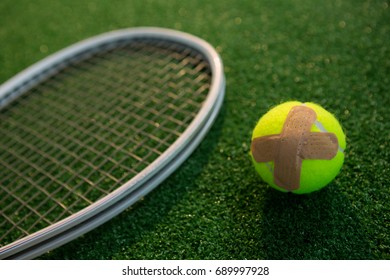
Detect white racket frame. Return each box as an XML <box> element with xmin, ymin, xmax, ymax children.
<box><xmin>0</xmin><ymin>27</ymin><xmax>225</xmax><ymax>259</ymax></box>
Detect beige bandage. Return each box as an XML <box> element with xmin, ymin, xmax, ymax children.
<box><xmin>251</xmin><ymin>105</ymin><xmax>339</xmax><ymax>191</ymax></box>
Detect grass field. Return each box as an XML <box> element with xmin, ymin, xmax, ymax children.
<box><xmin>1</xmin><ymin>0</ymin><xmax>389</xmax><ymax>259</ymax></box>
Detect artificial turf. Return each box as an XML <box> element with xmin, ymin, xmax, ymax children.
<box><xmin>0</xmin><ymin>0</ymin><xmax>389</xmax><ymax>259</ymax></box>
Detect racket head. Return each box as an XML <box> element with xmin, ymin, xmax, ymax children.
<box><xmin>0</xmin><ymin>27</ymin><xmax>225</xmax><ymax>259</ymax></box>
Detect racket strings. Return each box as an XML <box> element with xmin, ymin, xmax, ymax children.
<box><xmin>0</xmin><ymin>39</ymin><xmax>212</xmax><ymax>246</ymax></box>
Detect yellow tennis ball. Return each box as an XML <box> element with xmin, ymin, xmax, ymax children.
<box><xmin>250</xmin><ymin>101</ymin><xmax>346</xmax><ymax>194</ymax></box>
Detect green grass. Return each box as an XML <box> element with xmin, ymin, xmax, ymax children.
<box><xmin>1</xmin><ymin>0</ymin><xmax>389</xmax><ymax>259</ymax></box>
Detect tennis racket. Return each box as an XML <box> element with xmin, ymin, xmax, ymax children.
<box><xmin>0</xmin><ymin>27</ymin><xmax>225</xmax><ymax>259</ymax></box>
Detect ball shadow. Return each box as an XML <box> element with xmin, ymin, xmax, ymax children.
<box><xmin>259</xmin><ymin>185</ymin><xmax>373</xmax><ymax>259</ymax></box>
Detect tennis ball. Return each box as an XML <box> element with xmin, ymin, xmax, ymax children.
<box><xmin>250</xmin><ymin>101</ymin><xmax>346</xmax><ymax>194</ymax></box>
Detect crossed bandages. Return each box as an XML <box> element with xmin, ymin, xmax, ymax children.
<box><xmin>251</xmin><ymin>106</ymin><xmax>339</xmax><ymax>191</ymax></box>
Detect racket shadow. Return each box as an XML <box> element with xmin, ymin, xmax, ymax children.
<box><xmin>40</xmin><ymin>99</ymin><xmax>227</xmax><ymax>259</ymax></box>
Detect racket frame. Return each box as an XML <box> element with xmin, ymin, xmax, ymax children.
<box><xmin>0</xmin><ymin>27</ymin><xmax>225</xmax><ymax>259</ymax></box>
